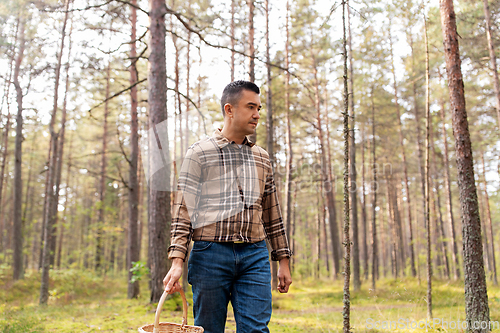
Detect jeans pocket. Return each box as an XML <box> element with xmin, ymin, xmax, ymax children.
<box><xmin>192</xmin><ymin>240</ymin><xmax>213</xmax><ymax>252</ymax></box>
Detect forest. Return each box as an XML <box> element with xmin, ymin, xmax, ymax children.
<box><xmin>1</xmin><ymin>0</ymin><xmax>499</xmax><ymax>332</ymax></box>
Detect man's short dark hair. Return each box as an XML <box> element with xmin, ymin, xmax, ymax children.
<box><xmin>220</xmin><ymin>80</ymin><xmax>260</xmax><ymax>117</ymax></box>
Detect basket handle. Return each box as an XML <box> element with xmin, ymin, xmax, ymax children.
<box><xmin>153</xmin><ymin>289</ymin><xmax>189</xmax><ymax>333</ymax></box>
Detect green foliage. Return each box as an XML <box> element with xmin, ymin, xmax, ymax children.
<box><xmin>129</xmin><ymin>261</ymin><xmax>150</xmax><ymax>284</ymax></box>
<box><xmin>1</xmin><ymin>270</ymin><xmax>500</xmax><ymax>332</ymax></box>
<box><xmin>0</xmin><ymin>309</ymin><xmax>44</xmax><ymax>333</ymax></box>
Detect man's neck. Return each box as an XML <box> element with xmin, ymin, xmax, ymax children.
<box><xmin>220</xmin><ymin>127</ymin><xmax>245</xmax><ymax>144</ymax></box>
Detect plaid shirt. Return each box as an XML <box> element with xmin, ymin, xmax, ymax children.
<box><xmin>167</xmin><ymin>129</ymin><xmax>291</xmax><ymax>261</ymax></box>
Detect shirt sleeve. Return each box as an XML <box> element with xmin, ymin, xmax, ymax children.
<box><xmin>167</xmin><ymin>147</ymin><xmax>201</xmax><ymax>261</ymax></box>
<box><xmin>261</xmin><ymin>165</ymin><xmax>292</xmax><ymax>261</ymax></box>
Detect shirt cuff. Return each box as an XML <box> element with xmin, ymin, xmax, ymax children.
<box><xmin>167</xmin><ymin>246</ymin><xmax>187</xmax><ymax>261</ymax></box>
<box><xmin>271</xmin><ymin>248</ymin><xmax>293</xmax><ymax>261</ymax></box>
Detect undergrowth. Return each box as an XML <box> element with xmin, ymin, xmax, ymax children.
<box><xmin>1</xmin><ymin>267</ymin><xmax>499</xmax><ymax>332</ymax></box>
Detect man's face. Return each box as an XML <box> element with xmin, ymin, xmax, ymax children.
<box><xmin>226</xmin><ymin>89</ymin><xmax>261</xmax><ymax>136</ymax></box>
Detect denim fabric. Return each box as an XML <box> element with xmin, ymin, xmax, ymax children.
<box><xmin>188</xmin><ymin>240</ymin><xmax>272</xmax><ymax>333</ymax></box>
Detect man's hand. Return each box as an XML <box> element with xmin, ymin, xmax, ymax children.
<box><xmin>163</xmin><ymin>258</ymin><xmax>184</xmax><ymax>294</ymax></box>
<box><xmin>277</xmin><ymin>258</ymin><xmax>292</xmax><ymax>293</ymax></box>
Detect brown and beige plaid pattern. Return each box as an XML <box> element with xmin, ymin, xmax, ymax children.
<box><xmin>168</xmin><ymin>129</ymin><xmax>291</xmax><ymax>261</ymax></box>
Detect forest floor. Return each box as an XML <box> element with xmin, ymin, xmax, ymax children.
<box><xmin>1</xmin><ymin>267</ymin><xmax>500</xmax><ymax>332</ymax></box>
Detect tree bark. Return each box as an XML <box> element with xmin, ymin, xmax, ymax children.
<box><xmin>482</xmin><ymin>0</ymin><xmax>500</xmax><ymax>129</ymax></box>
<box><xmin>342</xmin><ymin>0</ymin><xmax>351</xmax><ymax>328</ymax></box>
<box><xmin>12</xmin><ymin>16</ymin><xmax>26</xmax><ymax>281</ymax></box>
<box><xmin>128</xmin><ymin>0</ymin><xmax>140</xmax><ymax>299</ymax></box>
<box><xmin>440</xmin><ymin>1</ymin><xmax>490</xmax><ymax>330</ymax></box>
<box><xmin>148</xmin><ymin>0</ymin><xmax>171</xmax><ymax>303</ymax></box>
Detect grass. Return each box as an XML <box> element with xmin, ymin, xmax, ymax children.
<box><xmin>1</xmin><ymin>268</ymin><xmax>499</xmax><ymax>332</ymax></box>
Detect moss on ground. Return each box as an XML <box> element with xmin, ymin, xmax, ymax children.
<box><xmin>1</xmin><ymin>268</ymin><xmax>499</xmax><ymax>332</ymax></box>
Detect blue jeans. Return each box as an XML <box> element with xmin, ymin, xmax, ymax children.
<box><xmin>188</xmin><ymin>240</ymin><xmax>272</xmax><ymax>333</ymax></box>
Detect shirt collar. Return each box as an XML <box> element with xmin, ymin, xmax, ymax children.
<box><xmin>213</xmin><ymin>129</ymin><xmax>255</xmax><ymax>149</ymax></box>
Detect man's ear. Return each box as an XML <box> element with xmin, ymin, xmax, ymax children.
<box><xmin>224</xmin><ymin>103</ymin><xmax>232</xmax><ymax>118</ymax></box>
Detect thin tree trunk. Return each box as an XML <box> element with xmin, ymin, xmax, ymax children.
<box><xmin>246</xmin><ymin>0</ymin><xmax>256</xmax><ymax>143</ymax></box>
<box><xmin>481</xmin><ymin>153</ymin><xmax>497</xmax><ymax>285</ymax></box>
<box><xmin>12</xmin><ymin>14</ymin><xmax>26</xmax><ymax>281</ymax></box>
<box><xmin>342</xmin><ymin>1</ymin><xmax>351</xmax><ymax>313</ymax></box>
<box><xmin>342</xmin><ymin>0</ymin><xmax>352</xmax><ymax>313</ymax></box>
<box><xmin>440</xmin><ymin>1</ymin><xmax>490</xmax><ymax>330</ymax></box>
<box><xmin>439</xmin><ymin>89</ymin><xmax>460</xmax><ymax>280</ymax></box>
<box><xmin>148</xmin><ymin>0</ymin><xmax>171</xmax><ymax>303</ymax></box>
<box><xmin>482</xmin><ymin>0</ymin><xmax>500</xmax><ymax>129</ymax></box>
<box><xmin>314</xmin><ymin>64</ymin><xmax>339</xmax><ymax>278</ymax></box>
<box><xmin>0</xmin><ymin>20</ymin><xmax>16</xmax><ymax>254</ymax></box>
<box><xmin>230</xmin><ymin>0</ymin><xmax>235</xmax><ymax>82</ymax></box>
<box><xmin>361</xmin><ymin>125</ymin><xmax>368</xmax><ymax>280</ymax></box>
<box><xmin>96</xmin><ymin>49</ymin><xmax>111</xmax><ymax>273</ymax></box>
<box><xmin>128</xmin><ymin>0</ymin><xmax>140</xmax><ymax>299</ymax></box>
<box><xmin>284</xmin><ymin>0</ymin><xmax>293</xmax><ymax>248</ymax></box>
<box><xmin>410</xmin><ymin>33</ymin><xmax>425</xmax><ymax>284</ymax></box>
<box><xmin>347</xmin><ymin>4</ymin><xmax>359</xmax><ymax>291</ymax></box>
<box><xmin>423</xmin><ymin>10</ymin><xmax>432</xmax><ymax>319</ymax></box>
<box><xmin>40</xmin><ymin>0</ymin><xmax>71</xmax><ymax>303</ymax></box>
<box><xmin>389</xmin><ymin>26</ymin><xmax>416</xmax><ymax>278</ymax></box>
<box><xmin>247</xmin><ymin>0</ymin><xmax>255</xmax><ymax>82</ymax></box>
<box><xmin>264</xmin><ymin>0</ymin><xmax>278</xmax><ymax>291</ymax></box>
<box><xmin>370</xmin><ymin>87</ymin><xmax>378</xmax><ymax>289</ymax></box>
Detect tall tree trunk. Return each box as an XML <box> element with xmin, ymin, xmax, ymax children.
<box><xmin>481</xmin><ymin>153</ymin><xmax>497</xmax><ymax>285</ymax></box>
<box><xmin>264</xmin><ymin>0</ymin><xmax>278</xmax><ymax>291</ymax></box>
<box><xmin>96</xmin><ymin>50</ymin><xmax>111</xmax><ymax>273</ymax></box>
<box><xmin>40</xmin><ymin>0</ymin><xmax>71</xmax><ymax>303</ymax></box>
<box><xmin>389</xmin><ymin>26</ymin><xmax>416</xmax><ymax>278</ymax></box>
<box><xmin>50</xmin><ymin>16</ymin><xmax>73</xmax><ymax>268</ymax></box>
<box><xmin>423</xmin><ymin>11</ymin><xmax>432</xmax><ymax>319</ymax></box>
<box><xmin>128</xmin><ymin>0</ymin><xmax>140</xmax><ymax>299</ymax></box>
<box><xmin>247</xmin><ymin>0</ymin><xmax>255</xmax><ymax>82</ymax></box>
<box><xmin>361</xmin><ymin>125</ymin><xmax>368</xmax><ymax>280</ymax></box>
<box><xmin>148</xmin><ymin>0</ymin><xmax>171</xmax><ymax>303</ymax></box>
<box><xmin>347</xmin><ymin>4</ymin><xmax>359</xmax><ymax>291</ymax></box>
<box><xmin>410</xmin><ymin>33</ymin><xmax>425</xmax><ymax>284</ymax></box>
<box><xmin>439</xmin><ymin>1</ymin><xmax>490</xmax><ymax>330</ymax></box>
<box><xmin>482</xmin><ymin>0</ymin><xmax>500</xmax><ymax>129</ymax></box>
<box><xmin>0</xmin><ymin>20</ymin><xmax>16</xmax><ymax>255</ymax></box>
<box><xmin>314</xmin><ymin>64</ymin><xmax>339</xmax><ymax>278</ymax></box>
<box><xmin>230</xmin><ymin>0</ymin><xmax>236</xmax><ymax>82</ymax></box>
<box><xmin>439</xmin><ymin>90</ymin><xmax>460</xmax><ymax>280</ymax></box>
<box><xmin>370</xmin><ymin>87</ymin><xmax>378</xmax><ymax>289</ymax></box>
<box><xmin>342</xmin><ymin>2</ymin><xmax>351</xmax><ymax>329</ymax></box>
<box><xmin>284</xmin><ymin>0</ymin><xmax>293</xmax><ymax>247</ymax></box>
<box><xmin>246</xmin><ymin>0</ymin><xmax>256</xmax><ymax>143</ymax></box>
<box><xmin>0</xmin><ymin>111</ymin><xmax>11</xmax><ymax>255</ymax></box>
<box><xmin>12</xmin><ymin>14</ymin><xmax>26</xmax><ymax>281</ymax></box>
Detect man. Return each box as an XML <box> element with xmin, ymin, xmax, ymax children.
<box><xmin>163</xmin><ymin>80</ymin><xmax>292</xmax><ymax>333</ymax></box>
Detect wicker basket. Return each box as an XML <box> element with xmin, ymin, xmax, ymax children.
<box><xmin>138</xmin><ymin>289</ymin><xmax>204</xmax><ymax>333</ymax></box>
